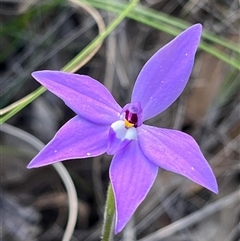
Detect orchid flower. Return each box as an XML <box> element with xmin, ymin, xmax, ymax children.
<box><xmin>28</xmin><ymin>24</ymin><xmax>218</xmax><ymax>233</ymax></box>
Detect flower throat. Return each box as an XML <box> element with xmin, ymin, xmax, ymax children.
<box><xmin>124</xmin><ymin>110</ymin><xmax>138</xmax><ymax>128</ymax></box>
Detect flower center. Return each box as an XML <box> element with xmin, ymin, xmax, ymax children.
<box><xmin>124</xmin><ymin>110</ymin><xmax>138</xmax><ymax>128</ymax></box>
<box><xmin>107</xmin><ymin>102</ymin><xmax>142</xmax><ymax>155</ymax></box>
<box><xmin>122</xmin><ymin>101</ymin><xmax>143</xmax><ymax>128</ymax></box>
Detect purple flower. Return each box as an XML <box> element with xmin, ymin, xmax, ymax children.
<box><xmin>28</xmin><ymin>24</ymin><xmax>218</xmax><ymax>233</ymax></box>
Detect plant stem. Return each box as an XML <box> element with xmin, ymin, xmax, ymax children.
<box><xmin>101</xmin><ymin>183</ymin><xmax>115</xmax><ymax>241</ymax></box>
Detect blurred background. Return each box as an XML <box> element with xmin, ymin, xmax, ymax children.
<box><xmin>1</xmin><ymin>0</ymin><xmax>240</xmax><ymax>240</ymax></box>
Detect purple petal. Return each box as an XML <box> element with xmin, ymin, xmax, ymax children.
<box><xmin>32</xmin><ymin>71</ymin><xmax>122</xmax><ymax>125</ymax></box>
<box><xmin>27</xmin><ymin>116</ymin><xmax>109</xmax><ymax>168</ymax></box>
<box><xmin>138</xmin><ymin>125</ymin><xmax>218</xmax><ymax>193</ymax></box>
<box><xmin>131</xmin><ymin>24</ymin><xmax>202</xmax><ymax>120</ymax></box>
<box><xmin>110</xmin><ymin>140</ymin><xmax>158</xmax><ymax>233</ymax></box>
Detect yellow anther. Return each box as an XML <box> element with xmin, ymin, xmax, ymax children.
<box><xmin>124</xmin><ymin>119</ymin><xmax>134</xmax><ymax>128</ymax></box>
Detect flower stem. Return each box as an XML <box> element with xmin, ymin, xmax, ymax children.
<box><xmin>101</xmin><ymin>183</ymin><xmax>115</xmax><ymax>241</ymax></box>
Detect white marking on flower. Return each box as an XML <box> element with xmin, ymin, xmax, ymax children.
<box><xmin>87</xmin><ymin>152</ymin><xmax>90</xmax><ymax>156</ymax></box>
<box><xmin>125</xmin><ymin>127</ymin><xmax>137</xmax><ymax>140</ymax></box>
<box><xmin>111</xmin><ymin>120</ymin><xmax>137</xmax><ymax>141</ymax></box>
<box><xmin>111</xmin><ymin>120</ymin><xmax>126</xmax><ymax>140</ymax></box>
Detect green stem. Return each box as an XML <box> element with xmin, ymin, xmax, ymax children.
<box><xmin>101</xmin><ymin>183</ymin><xmax>115</xmax><ymax>241</ymax></box>
<box><xmin>0</xmin><ymin>0</ymin><xmax>139</xmax><ymax>124</ymax></box>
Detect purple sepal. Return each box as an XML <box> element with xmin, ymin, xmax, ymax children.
<box><xmin>138</xmin><ymin>125</ymin><xmax>218</xmax><ymax>193</ymax></box>
<box><xmin>131</xmin><ymin>24</ymin><xmax>202</xmax><ymax>120</ymax></box>
<box><xmin>27</xmin><ymin>116</ymin><xmax>109</xmax><ymax>168</ymax></box>
<box><xmin>110</xmin><ymin>140</ymin><xmax>158</xmax><ymax>233</ymax></box>
<box><xmin>32</xmin><ymin>71</ymin><xmax>122</xmax><ymax>125</ymax></box>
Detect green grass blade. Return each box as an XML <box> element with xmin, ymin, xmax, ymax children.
<box><xmin>87</xmin><ymin>0</ymin><xmax>240</xmax><ymax>54</ymax></box>
<box><xmin>0</xmin><ymin>0</ymin><xmax>140</xmax><ymax>124</ymax></box>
